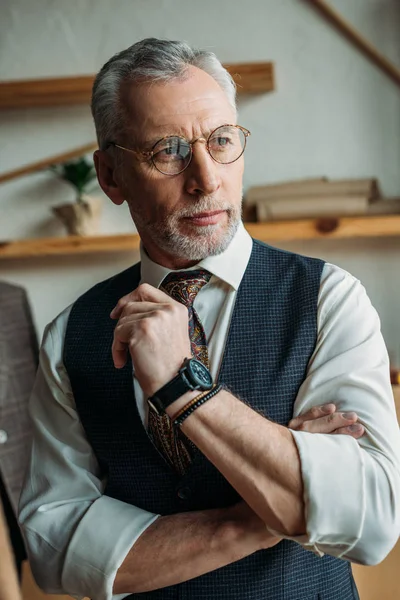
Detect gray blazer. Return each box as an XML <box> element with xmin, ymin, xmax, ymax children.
<box><xmin>0</xmin><ymin>282</ymin><xmax>37</xmax><ymax>514</ymax></box>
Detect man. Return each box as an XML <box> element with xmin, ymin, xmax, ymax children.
<box><xmin>19</xmin><ymin>38</ymin><xmax>400</xmax><ymax>600</ymax></box>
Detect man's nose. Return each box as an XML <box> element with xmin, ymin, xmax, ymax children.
<box><xmin>184</xmin><ymin>142</ymin><xmax>221</xmax><ymax>197</ymax></box>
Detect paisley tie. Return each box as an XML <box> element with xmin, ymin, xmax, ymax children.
<box><xmin>147</xmin><ymin>269</ymin><xmax>212</xmax><ymax>474</ymax></box>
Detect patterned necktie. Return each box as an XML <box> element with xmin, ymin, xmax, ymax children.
<box><xmin>147</xmin><ymin>269</ymin><xmax>212</xmax><ymax>474</ymax></box>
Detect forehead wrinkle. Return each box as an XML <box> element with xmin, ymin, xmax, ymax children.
<box><xmin>149</xmin><ymin>94</ymin><xmax>234</xmax><ymax>126</ymax></box>
<box><xmin>120</xmin><ymin>69</ymin><xmax>236</xmax><ymax>146</ymax></box>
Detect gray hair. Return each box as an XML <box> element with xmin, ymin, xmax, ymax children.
<box><xmin>91</xmin><ymin>38</ymin><xmax>237</xmax><ymax>150</ymax></box>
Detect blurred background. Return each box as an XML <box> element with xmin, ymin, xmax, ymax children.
<box><xmin>0</xmin><ymin>0</ymin><xmax>399</xmax><ymax>598</ymax></box>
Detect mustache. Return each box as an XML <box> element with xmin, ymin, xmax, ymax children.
<box><xmin>179</xmin><ymin>198</ymin><xmax>233</xmax><ymax>218</ymax></box>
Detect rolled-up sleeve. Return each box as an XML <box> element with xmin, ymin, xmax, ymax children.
<box><xmin>18</xmin><ymin>315</ymin><xmax>159</xmax><ymax>600</ymax></box>
<box><xmin>289</xmin><ymin>264</ymin><xmax>400</xmax><ymax>564</ymax></box>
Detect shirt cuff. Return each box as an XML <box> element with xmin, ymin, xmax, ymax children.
<box><xmin>286</xmin><ymin>430</ymin><xmax>365</xmax><ymax>557</ymax></box>
<box><xmin>62</xmin><ymin>495</ymin><xmax>159</xmax><ymax>600</ymax></box>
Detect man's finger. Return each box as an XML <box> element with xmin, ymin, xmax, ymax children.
<box><xmin>111</xmin><ymin>336</ymin><xmax>128</xmax><ymax>369</ymax></box>
<box><xmin>289</xmin><ymin>411</ymin><xmax>358</xmax><ymax>434</ymax></box>
<box><xmin>119</xmin><ymin>301</ymin><xmax>172</xmax><ymax>319</ymax></box>
<box><xmin>334</xmin><ymin>424</ymin><xmax>365</xmax><ymax>438</ymax></box>
<box><xmin>111</xmin><ymin>311</ymin><xmax>166</xmax><ymax>368</ymax></box>
<box><xmin>288</xmin><ymin>403</ymin><xmax>336</xmax><ymax>429</ymax></box>
<box><xmin>110</xmin><ymin>284</ymin><xmax>174</xmax><ymax>319</ymax></box>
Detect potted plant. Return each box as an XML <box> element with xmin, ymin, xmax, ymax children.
<box><xmin>50</xmin><ymin>156</ymin><xmax>102</xmax><ymax>236</ymax></box>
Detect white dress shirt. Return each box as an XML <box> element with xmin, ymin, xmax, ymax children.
<box><xmin>19</xmin><ymin>223</ymin><xmax>400</xmax><ymax>600</ymax></box>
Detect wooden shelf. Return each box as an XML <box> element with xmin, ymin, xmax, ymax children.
<box><xmin>0</xmin><ymin>233</ymin><xmax>141</xmax><ymax>259</ymax></box>
<box><xmin>1</xmin><ymin>215</ymin><xmax>400</xmax><ymax>261</ymax></box>
<box><xmin>226</xmin><ymin>62</ymin><xmax>275</xmax><ymax>94</ymax></box>
<box><xmin>0</xmin><ymin>63</ymin><xmax>274</xmax><ymax>110</ymax></box>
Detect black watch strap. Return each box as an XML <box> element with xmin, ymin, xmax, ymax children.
<box><xmin>147</xmin><ymin>358</ymin><xmax>213</xmax><ymax>415</ymax></box>
<box><xmin>148</xmin><ymin>372</ymin><xmax>191</xmax><ymax>415</ymax></box>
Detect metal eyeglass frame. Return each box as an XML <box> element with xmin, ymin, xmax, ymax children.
<box><xmin>106</xmin><ymin>124</ymin><xmax>251</xmax><ymax>176</ymax></box>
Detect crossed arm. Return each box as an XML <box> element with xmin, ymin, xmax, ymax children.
<box><xmin>19</xmin><ymin>275</ymin><xmax>400</xmax><ymax>599</ymax></box>
<box><xmin>110</xmin><ymin>281</ymin><xmax>400</xmax><ymax>594</ymax></box>
<box><xmin>113</xmin><ymin>403</ymin><xmax>363</xmax><ymax>594</ymax></box>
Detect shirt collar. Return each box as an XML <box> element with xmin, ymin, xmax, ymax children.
<box><xmin>139</xmin><ymin>221</ymin><xmax>253</xmax><ymax>291</ymax></box>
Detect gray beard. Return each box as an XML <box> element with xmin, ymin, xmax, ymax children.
<box><xmin>157</xmin><ymin>215</ymin><xmax>240</xmax><ymax>261</ymax></box>
<box><xmin>132</xmin><ymin>198</ymin><xmax>242</xmax><ymax>261</ymax></box>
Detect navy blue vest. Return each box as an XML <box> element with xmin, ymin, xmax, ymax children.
<box><xmin>64</xmin><ymin>240</ymin><xmax>358</xmax><ymax>600</ymax></box>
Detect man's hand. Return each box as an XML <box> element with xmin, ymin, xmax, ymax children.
<box><xmin>110</xmin><ymin>284</ymin><xmax>191</xmax><ymax>397</ymax></box>
<box><xmin>289</xmin><ymin>403</ymin><xmax>364</xmax><ymax>438</ymax></box>
<box><xmin>111</xmin><ymin>287</ymin><xmax>364</xmax><ymax>440</ymax></box>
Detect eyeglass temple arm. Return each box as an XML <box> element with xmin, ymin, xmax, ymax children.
<box><xmin>105</xmin><ymin>142</ymin><xmax>152</xmax><ymax>159</ymax></box>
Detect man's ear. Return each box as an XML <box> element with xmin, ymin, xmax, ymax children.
<box><xmin>93</xmin><ymin>150</ymin><xmax>125</xmax><ymax>206</ymax></box>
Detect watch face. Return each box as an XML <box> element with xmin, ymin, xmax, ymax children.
<box><xmin>188</xmin><ymin>359</ymin><xmax>213</xmax><ymax>388</ymax></box>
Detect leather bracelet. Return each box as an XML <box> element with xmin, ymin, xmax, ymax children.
<box><xmin>173</xmin><ymin>384</ymin><xmax>222</xmax><ymax>427</ymax></box>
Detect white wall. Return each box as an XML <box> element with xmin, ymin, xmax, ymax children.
<box><xmin>0</xmin><ymin>0</ymin><xmax>400</xmax><ymax>360</ymax></box>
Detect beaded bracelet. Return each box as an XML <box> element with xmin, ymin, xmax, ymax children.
<box><xmin>172</xmin><ymin>388</ymin><xmax>212</xmax><ymax>422</ymax></box>
<box><xmin>173</xmin><ymin>384</ymin><xmax>222</xmax><ymax>427</ymax></box>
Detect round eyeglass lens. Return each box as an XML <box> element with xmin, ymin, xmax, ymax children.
<box><xmin>208</xmin><ymin>125</ymin><xmax>246</xmax><ymax>164</ymax></box>
<box><xmin>152</xmin><ymin>137</ymin><xmax>192</xmax><ymax>175</ymax></box>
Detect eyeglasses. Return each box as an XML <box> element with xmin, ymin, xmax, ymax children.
<box><xmin>107</xmin><ymin>124</ymin><xmax>251</xmax><ymax>176</ymax></box>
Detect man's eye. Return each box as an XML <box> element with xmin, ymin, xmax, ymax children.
<box><xmin>156</xmin><ymin>142</ymin><xmax>184</xmax><ymax>158</ymax></box>
<box><xmin>210</xmin><ymin>136</ymin><xmax>232</xmax><ymax>148</ymax></box>
<box><xmin>155</xmin><ymin>147</ymin><xmax>179</xmax><ymax>158</ymax></box>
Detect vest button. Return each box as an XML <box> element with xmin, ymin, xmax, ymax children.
<box><xmin>177</xmin><ymin>486</ymin><xmax>191</xmax><ymax>500</ymax></box>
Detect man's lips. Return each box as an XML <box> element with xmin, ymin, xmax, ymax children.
<box><xmin>183</xmin><ymin>210</ymin><xmax>226</xmax><ymax>225</ymax></box>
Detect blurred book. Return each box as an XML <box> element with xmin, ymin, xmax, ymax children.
<box><xmin>244</xmin><ymin>177</ymin><xmax>384</xmax><ymax>222</ymax></box>
<box><xmin>256</xmin><ymin>195</ymin><xmax>369</xmax><ymax>221</ymax></box>
<box><xmin>367</xmin><ymin>198</ymin><xmax>400</xmax><ymax>215</ymax></box>
<box><xmin>246</xmin><ymin>177</ymin><xmax>380</xmax><ymax>205</ymax></box>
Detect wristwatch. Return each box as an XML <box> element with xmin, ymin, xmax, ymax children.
<box><xmin>147</xmin><ymin>357</ymin><xmax>213</xmax><ymax>415</ymax></box>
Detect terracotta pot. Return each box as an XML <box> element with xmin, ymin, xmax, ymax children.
<box><xmin>52</xmin><ymin>194</ymin><xmax>103</xmax><ymax>236</ymax></box>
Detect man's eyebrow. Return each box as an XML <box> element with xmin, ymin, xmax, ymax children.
<box><xmin>143</xmin><ymin>135</ymin><xmax>168</xmax><ymax>147</ymax></box>
<box><xmin>142</xmin><ymin>126</ymin><xmax>218</xmax><ymax>148</ymax></box>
